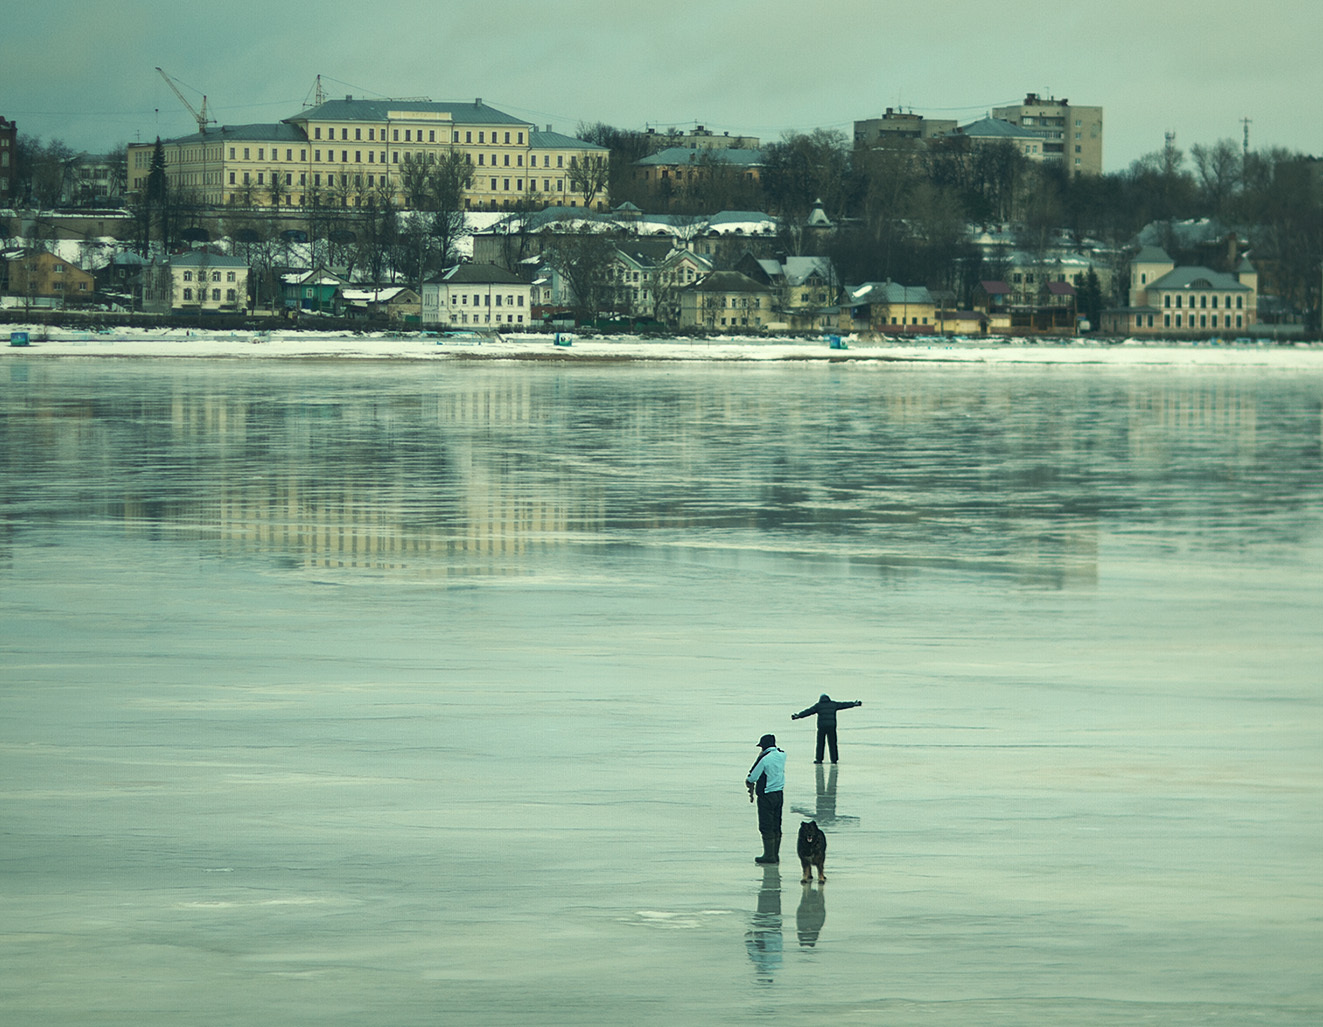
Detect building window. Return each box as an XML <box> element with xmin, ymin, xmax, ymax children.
<box><xmin>341</xmin><ymin>129</ymin><xmax>348</xmax><ymax>140</ymax></box>
<box><xmin>429</xmin><ymin>130</ymin><xmax>435</xmax><ymax>142</ymax></box>
<box><xmin>183</xmin><ymin>271</ymin><xmax>192</xmax><ymax>281</ymax></box>
<box><xmin>229</xmin><ymin>147</ymin><xmax>235</xmax><ymax>159</ymax></box>
<box><xmin>227</xmin><ymin>289</ymin><xmax>236</xmax><ymax>301</ymax></box>
<box><xmin>212</xmin><ymin>271</ymin><xmax>221</xmax><ymax>282</ymax></box>
<box><xmin>183</xmin><ymin>288</ymin><xmax>192</xmax><ymax>300</ymax></box>
<box><xmin>212</xmin><ymin>289</ymin><xmax>220</xmax><ymax>301</ymax></box>
<box><xmin>315</xmin><ymin>127</ymin><xmax>321</xmax><ymax>139</ymax></box>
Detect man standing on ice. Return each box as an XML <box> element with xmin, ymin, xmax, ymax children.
<box><xmin>746</xmin><ymin>734</ymin><xmax>786</xmax><ymax>865</ymax></box>
<box><xmin>791</xmin><ymin>694</ymin><xmax>863</xmax><ymax>764</ymax></box>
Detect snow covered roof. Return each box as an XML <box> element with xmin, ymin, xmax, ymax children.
<box><xmin>291</xmin><ymin>98</ymin><xmax>528</xmax><ymax>126</ymax></box>
<box><xmin>340</xmin><ymin>287</ymin><xmax>416</xmax><ymax>303</ymax></box>
<box><xmin>170</xmin><ymin>251</ymin><xmax>248</xmax><ymax>268</ymax></box>
<box><xmin>849</xmin><ymin>281</ymin><xmax>933</xmax><ymax>305</ymax></box>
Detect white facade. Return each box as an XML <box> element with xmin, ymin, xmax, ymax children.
<box><xmin>421</xmin><ymin>264</ymin><xmax>532</xmax><ymax>326</ymax></box>
<box><xmin>170</xmin><ymin>252</ymin><xmax>249</xmax><ymax>311</ymax></box>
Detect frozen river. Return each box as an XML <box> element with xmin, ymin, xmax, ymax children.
<box><xmin>2</xmin><ymin>355</ymin><xmax>1321</xmax><ymax>1025</ymax></box>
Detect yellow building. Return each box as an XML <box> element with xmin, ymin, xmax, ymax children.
<box><xmin>678</xmin><ymin>271</ymin><xmax>774</xmax><ymax>330</ymax></box>
<box><xmin>6</xmin><ymin>250</ymin><xmax>96</xmax><ymax>303</ymax></box>
<box><xmin>128</xmin><ymin>98</ymin><xmax>608</xmax><ymax>212</ymax></box>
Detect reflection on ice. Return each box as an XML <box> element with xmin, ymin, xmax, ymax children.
<box><xmin>796</xmin><ymin>884</ymin><xmax>826</xmax><ymax>948</ymax></box>
<box><xmin>1</xmin><ymin>359</ymin><xmax>1321</xmax><ymax>1025</ymax></box>
<box><xmin>746</xmin><ymin>866</ymin><xmax>783</xmax><ymax>982</ymax></box>
<box><xmin>791</xmin><ymin>763</ymin><xmax>860</xmax><ymax>828</ymax></box>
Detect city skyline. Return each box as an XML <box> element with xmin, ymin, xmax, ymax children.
<box><xmin>6</xmin><ymin>0</ymin><xmax>1319</xmax><ymax>174</ymax></box>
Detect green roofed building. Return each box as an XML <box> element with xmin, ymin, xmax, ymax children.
<box><xmin>128</xmin><ymin>96</ymin><xmax>608</xmax><ymax>212</ymax></box>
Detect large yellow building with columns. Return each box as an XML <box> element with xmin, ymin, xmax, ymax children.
<box><xmin>127</xmin><ymin>97</ymin><xmax>608</xmax><ymax>212</ymax></box>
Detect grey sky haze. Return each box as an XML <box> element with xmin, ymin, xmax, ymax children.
<box><xmin>5</xmin><ymin>0</ymin><xmax>1318</xmax><ymax>173</ymax></box>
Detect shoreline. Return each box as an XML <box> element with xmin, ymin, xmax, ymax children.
<box><xmin>3</xmin><ymin>326</ymin><xmax>1321</xmax><ymax>367</ymax></box>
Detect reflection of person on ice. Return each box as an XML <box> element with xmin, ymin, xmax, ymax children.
<box><xmin>791</xmin><ymin>694</ymin><xmax>862</xmax><ymax>764</ymax></box>
<box><xmin>746</xmin><ymin>734</ymin><xmax>785</xmax><ymax>864</ymax></box>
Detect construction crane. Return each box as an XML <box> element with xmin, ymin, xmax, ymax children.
<box><xmin>156</xmin><ymin>67</ymin><xmax>214</xmax><ymax>134</ymax></box>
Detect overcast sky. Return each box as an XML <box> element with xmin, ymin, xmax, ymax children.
<box><xmin>6</xmin><ymin>0</ymin><xmax>1318</xmax><ymax>173</ymax></box>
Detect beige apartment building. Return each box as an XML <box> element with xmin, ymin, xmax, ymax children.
<box><xmin>128</xmin><ymin>97</ymin><xmax>608</xmax><ymax>212</ymax></box>
<box><xmin>854</xmin><ymin>109</ymin><xmax>957</xmax><ymax>148</ymax></box>
<box><xmin>991</xmin><ymin>94</ymin><xmax>1103</xmax><ymax>176</ymax></box>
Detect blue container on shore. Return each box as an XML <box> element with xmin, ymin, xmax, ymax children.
<box><xmin>10</xmin><ymin>331</ymin><xmax>30</xmax><ymax>347</ymax></box>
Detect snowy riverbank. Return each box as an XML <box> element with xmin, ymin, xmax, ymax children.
<box><xmin>3</xmin><ymin>325</ymin><xmax>1321</xmax><ymax>367</ymax></box>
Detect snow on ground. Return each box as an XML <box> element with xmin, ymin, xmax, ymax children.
<box><xmin>2</xmin><ymin>326</ymin><xmax>1320</xmax><ymax>367</ymax></box>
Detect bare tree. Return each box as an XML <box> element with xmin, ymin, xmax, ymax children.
<box><xmin>541</xmin><ymin>228</ymin><xmax>618</xmax><ymax>322</ymax></box>
<box><xmin>568</xmin><ymin>154</ymin><xmax>610</xmax><ymax>209</ymax></box>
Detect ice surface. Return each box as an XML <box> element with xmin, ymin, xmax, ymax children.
<box><xmin>1</xmin><ymin>357</ymin><xmax>1320</xmax><ymax>1025</ymax></box>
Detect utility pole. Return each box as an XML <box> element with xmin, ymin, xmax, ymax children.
<box><xmin>1241</xmin><ymin>117</ymin><xmax>1252</xmax><ymax>158</ymax></box>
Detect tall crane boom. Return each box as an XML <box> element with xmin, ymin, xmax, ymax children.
<box><xmin>156</xmin><ymin>67</ymin><xmax>214</xmax><ymax>134</ymax></box>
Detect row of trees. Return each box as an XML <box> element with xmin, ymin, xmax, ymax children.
<box><xmin>6</xmin><ymin>135</ymin><xmax>128</xmax><ymax>207</ymax></box>
<box><xmin>128</xmin><ymin>137</ymin><xmax>483</xmax><ymax>303</ymax></box>
<box><xmin>578</xmin><ymin>123</ymin><xmax>1323</xmax><ymax>317</ymax></box>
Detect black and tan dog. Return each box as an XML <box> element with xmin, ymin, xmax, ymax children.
<box><xmin>797</xmin><ymin>820</ymin><xmax>827</xmax><ymax>883</ymax></box>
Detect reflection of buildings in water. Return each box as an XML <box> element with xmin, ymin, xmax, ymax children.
<box><xmin>1127</xmin><ymin>384</ymin><xmax>1259</xmax><ymax>464</ymax></box>
<box><xmin>13</xmin><ymin>371</ymin><xmax>1285</xmax><ymax>582</ymax></box>
<box><xmin>745</xmin><ymin>866</ymin><xmax>783</xmax><ymax>983</ymax></box>
<box><xmin>122</xmin><ymin>384</ymin><xmax>607</xmax><ymax>572</ymax></box>
<box><xmin>796</xmin><ymin>883</ymin><xmax>826</xmax><ymax>947</ymax></box>
<box><xmin>792</xmin><ymin>763</ymin><xmax>859</xmax><ymax>828</ymax></box>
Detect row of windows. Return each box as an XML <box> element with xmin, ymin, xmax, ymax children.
<box><xmin>1164</xmin><ymin>312</ymin><xmax>1244</xmax><ymax>328</ymax></box>
<box><xmin>226</xmin><ymin>169</ymin><xmax>569</xmax><ymax>196</ymax></box>
<box><xmin>703</xmin><ymin>296</ymin><xmax>763</xmax><ymax>308</ymax></box>
<box><xmin>181</xmin><ymin>288</ymin><xmax>239</xmax><ymax>301</ymax></box>
<box><xmin>1162</xmin><ymin>293</ymin><xmax>1244</xmax><ymax>310</ymax></box>
<box><xmin>446</xmin><ymin>312</ymin><xmax>526</xmax><ymax>325</ymax></box>
<box><xmin>447</xmin><ymin>293</ymin><xmax>526</xmax><ymax>307</ymax></box>
<box><xmin>310</xmin><ymin>125</ymin><xmax>528</xmax><ymax>146</ymax></box>
<box><xmin>182</xmin><ymin>270</ymin><xmax>238</xmax><ymax>282</ymax></box>
<box><xmin>226</xmin><ymin>144</ymin><xmax>574</xmax><ymax>167</ymax></box>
